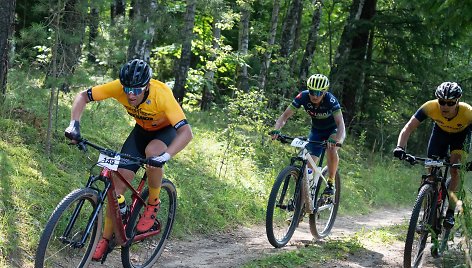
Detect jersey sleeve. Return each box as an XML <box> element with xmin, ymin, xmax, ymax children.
<box><xmin>327</xmin><ymin>93</ymin><xmax>341</xmax><ymax>113</ymax></box>
<box><xmin>291</xmin><ymin>92</ymin><xmax>303</xmax><ymax>109</ymax></box>
<box><xmin>90</xmin><ymin>80</ymin><xmax>123</xmax><ymax>101</ymax></box>
<box><xmin>162</xmin><ymin>86</ymin><xmax>187</xmax><ymax>129</ymax></box>
<box><xmin>413</xmin><ymin>101</ymin><xmax>433</xmax><ymax>122</ymax></box>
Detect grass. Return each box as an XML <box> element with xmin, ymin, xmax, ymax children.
<box><xmin>0</xmin><ymin>71</ymin><xmax>435</xmax><ymax>267</ymax></box>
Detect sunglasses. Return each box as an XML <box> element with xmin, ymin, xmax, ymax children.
<box><xmin>309</xmin><ymin>90</ymin><xmax>324</xmax><ymax>97</ymax></box>
<box><xmin>123</xmin><ymin>85</ymin><xmax>146</xmax><ymax>95</ymax></box>
<box><xmin>438</xmin><ymin>99</ymin><xmax>457</xmax><ymax>107</ymax></box>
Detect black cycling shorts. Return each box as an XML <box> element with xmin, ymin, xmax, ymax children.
<box><xmin>119</xmin><ymin>124</ymin><xmax>176</xmax><ymax>172</ymax></box>
<box><xmin>427</xmin><ymin>123</ymin><xmax>471</xmax><ymax>158</ymax></box>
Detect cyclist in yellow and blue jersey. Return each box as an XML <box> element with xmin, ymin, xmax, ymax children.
<box><xmin>394</xmin><ymin>82</ymin><xmax>472</xmax><ymax>228</ymax></box>
<box><xmin>65</xmin><ymin>59</ymin><xmax>193</xmax><ymax>261</ymax></box>
<box><xmin>271</xmin><ymin>74</ymin><xmax>346</xmax><ymax>196</ymax></box>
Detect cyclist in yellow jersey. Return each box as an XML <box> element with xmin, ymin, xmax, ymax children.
<box><xmin>393</xmin><ymin>82</ymin><xmax>472</xmax><ymax>228</ymax></box>
<box><xmin>65</xmin><ymin>59</ymin><xmax>193</xmax><ymax>261</ymax></box>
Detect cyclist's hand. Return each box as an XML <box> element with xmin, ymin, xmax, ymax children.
<box><xmin>148</xmin><ymin>152</ymin><xmax>171</xmax><ymax>168</ymax></box>
<box><xmin>393</xmin><ymin>146</ymin><xmax>406</xmax><ymax>160</ymax></box>
<box><xmin>327</xmin><ymin>137</ymin><xmax>339</xmax><ymax>148</ymax></box>
<box><xmin>269</xmin><ymin>129</ymin><xmax>281</xmax><ymax>140</ymax></box>
<box><xmin>65</xmin><ymin>120</ymin><xmax>81</xmax><ymax>143</ymax></box>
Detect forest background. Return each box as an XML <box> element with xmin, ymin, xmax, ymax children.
<box><xmin>0</xmin><ymin>0</ymin><xmax>471</xmax><ymax>267</ymax></box>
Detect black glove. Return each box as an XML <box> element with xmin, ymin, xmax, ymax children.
<box><xmin>65</xmin><ymin>120</ymin><xmax>81</xmax><ymax>141</ymax></box>
<box><xmin>393</xmin><ymin>146</ymin><xmax>406</xmax><ymax>160</ymax></box>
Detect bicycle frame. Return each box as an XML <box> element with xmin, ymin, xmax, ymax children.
<box><xmin>63</xmin><ymin>159</ymin><xmax>162</xmax><ymax>249</ymax></box>
<box><xmin>288</xmin><ymin>138</ymin><xmax>327</xmax><ymax>213</ymax></box>
<box><xmin>417</xmin><ymin>158</ymin><xmax>452</xmax><ymax>232</ymax></box>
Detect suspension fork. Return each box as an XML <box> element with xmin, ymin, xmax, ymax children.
<box><xmin>62</xmin><ymin>174</ymin><xmax>111</xmax><ymax>248</ymax></box>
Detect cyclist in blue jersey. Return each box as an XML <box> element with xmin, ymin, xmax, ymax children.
<box><xmin>271</xmin><ymin>74</ymin><xmax>346</xmax><ymax>196</ymax></box>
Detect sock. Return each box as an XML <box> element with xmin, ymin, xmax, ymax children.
<box><xmin>148</xmin><ymin>186</ymin><xmax>161</xmax><ymax>205</ymax></box>
<box><xmin>327</xmin><ymin>177</ymin><xmax>335</xmax><ymax>185</ymax></box>
<box><xmin>102</xmin><ymin>215</ymin><xmax>114</xmax><ymax>239</ymax></box>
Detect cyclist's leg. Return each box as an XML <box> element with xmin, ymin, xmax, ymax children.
<box><xmin>306</xmin><ymin>129</ymin><xmax>324</xmax><ymax>168</ymax></box>
<box><xmin>137</xmin><ymin>126</ymin><xmax>177</xmax><ymax>232</ymax></box>
<box><xmin>93</xmin><ymin>127</ymin><xmax>142</xmax><ymax>260</ymax></box>
<box><xmin>426</xmin><ymin>125</ymin><xmax>459</xmax><ymax>228</ymax></box>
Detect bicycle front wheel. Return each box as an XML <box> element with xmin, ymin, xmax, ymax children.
<box><xmin>265</xmin><ymin>165</ymin><xmax>303</xmax><ymax>248</ymax></box>
<box><xmin>35</xmin><ymin>188</ymin><xmax>102</xmax><ymax>268</ymax></box>
<box><xmin>309</xmin><ymin>167</ymin><xmax>340</xmax><ymax>239</ymax></box>
<box><xmin>404</xmin><ymin>183</ymin><xmax>435</xmax><ymax>268</ymax></box>
<box><xmin>121</xmin><ymin>179</ymin><xmax>177</xmax><ymax>268</ymax></box>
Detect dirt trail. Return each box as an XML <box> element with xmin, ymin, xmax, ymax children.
<box><xmin>157</xmin><ymin>207</ymin><xmax>411</xmax><ymax>268</ymax></box>
<box><xmin>90</xmin><ymin>207</ymin><xmax>456</xmax><ymax>268</ymax></box>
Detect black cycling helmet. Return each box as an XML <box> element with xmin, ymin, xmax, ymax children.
<box><xmin>435</xmin><ymin>82</ymin><xmax>462</xmax><ymax>99</ymax></box>
<box><xmin>119</xmin><ymin>59</ymin><xmax>152</xmax><ymax>87</ymax></box>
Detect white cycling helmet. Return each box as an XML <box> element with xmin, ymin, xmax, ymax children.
<box><xmin>307</xmin><ymin>74</ymin><xmax>329</xmax><ymax>91</ymax></box>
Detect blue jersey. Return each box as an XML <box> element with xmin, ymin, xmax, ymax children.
<box><xmin>291</xmin><ymin>90</ymin><xmax>341</xmax><ymax>130</ymax></box>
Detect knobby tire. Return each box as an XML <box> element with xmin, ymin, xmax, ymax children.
<box><xmin>121</xmin><ymin>179</ymin><xmax>177</xmax><ymax>268</ymax></box>
<box><xmin>34</xmin><ymin>188</ymin><xmax>102</xmax><ymax>268</ymax></box>
<box><xmin>404</xmin><ymin>184</ymin><xmax>435</xmax><ymax>268</ymax></box>
<box><xmin>309</xmin><ymin>168</ymin><xmax>340</xmax><ymax>239</ymax></box>
<box><xmin>265</xmin><ymin>165</ymin><xmax>303</xmax><ymax>248</ymax></box>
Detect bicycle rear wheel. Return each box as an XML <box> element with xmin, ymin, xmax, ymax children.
<box><xmin>309</xmin><ymin>167</ymin><xmax>340</xmax><ymax>239</ymax></box>
<box><xmin>404</xmin><ymin>183</ymin><xmax>435</xmax><ymax>268</ymax></box>
<box><xmin>121</xmin><ymin>179</ymin><xmax>177</xmax><ymax>268</ymax></box>
<box><xmin>35</xmin><ymin>188</ymin><xmax>102</xmax><ymax>268</ymax></box>
<box><xmin>265</xmin><ymin>165</ymin><xmax>303</xmax><ymax>248</ymax></box>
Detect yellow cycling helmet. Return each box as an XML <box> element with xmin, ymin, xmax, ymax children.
<box><xmin>307</xmin><ymin>74</ymin><xmax>329</xmax><ymax>91</ymax></box>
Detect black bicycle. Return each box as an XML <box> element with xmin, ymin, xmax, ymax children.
<box><xmin>266</xmin><ymin>134</ymin><xmax>341</xmax><ymax>248</ymax></box>
<box><xmin>402</xmin><ymin>154</ymin><xmax>462</xmax><ymax>267</ymax></box>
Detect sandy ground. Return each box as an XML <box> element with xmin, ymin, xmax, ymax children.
<box><xmin>85</xmin><ymin>207</ymin><xmax>466</xmax><ymax>268</ymax></box>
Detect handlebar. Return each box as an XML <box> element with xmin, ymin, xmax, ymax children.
<box><xmin>273</xmin><ymin>133</ymin><xmax>342</xmax><ymax>148</ymax></box>
<box><xmin>402</xmin><ymin>153</ymin><xmax>462</xmax><ymax>169</ymax></box>
<box><xmin>75</xmin><ymin>138</ymin><xmax>164</xmax><ymax>168</ymax></box>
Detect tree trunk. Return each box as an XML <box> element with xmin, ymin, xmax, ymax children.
<box><xmin>329</xmin><ymin>0</ymin><xmax>376</xmax><ymax>128</ymax></box>
<box><xmin>279</xmin><ymin>0</ymin><xmax>302</xmax><ymax>57</ymax></box>
<box><xmin>289</xmin><ymin>0</ymin><xmax>304</xmax><ymax>76</ymax></box>
<box><xmin>237</xmin><ymin>6</ymin><xmax>250</xmax><ymax>93</ymax></box>
<box><xmin>111</xmin><ymin>0</ymin><xmax>126</xmax><ymax>23</ymax></box>
<box><xmin>259</xmin><ymin>0</ymin><xmax>280</xmax><ymax>92</ymax></box>
<box><xmin>173</xmin><ymin>0</ymin><xmax>196</xmax><ymax>104</ymax></box>
<box><xmin>48</xmin><ymin>0</ymin><xmax>86</xmax><ymax>93</ymax></box>
<box><xmin>127</xmin><ymin>0</ymin><xmax>157</xmax><ymax>62</ymax></box>
<box><xmin>87</xmin><ymin>5</ymin><xmax>99</xmax><ymax>63</ymax></box>
<box><xmin>299</xmin><ymin>0</ymin><xmax>323</xmax><ymax>81</ymax></box>
<box><xmin>0</xmin><ymin>0</ymin><xmax>16</xmax><ymax>100</ymax></box>
<box><xmin>201</xmin><ymin>18</ymin><xmax>221</xmax><ymax>111</ymax></box>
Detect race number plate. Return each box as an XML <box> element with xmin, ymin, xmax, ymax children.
<box><xmin>291</xmin><ymin>138</ymin><xmax>308</xmax><ymax>148</ymax></box>
<box><xmin>97</xmin><ymin>153</ymin><xmax>120</xmax><ymax>171</ymax></box>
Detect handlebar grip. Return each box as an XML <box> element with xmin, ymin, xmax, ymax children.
<box><xmin>147</xmin><ymin>158</ymin><xmax>164</xmax><ymax>168</ymax></box>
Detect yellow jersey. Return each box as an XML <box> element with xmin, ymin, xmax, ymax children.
<box><xmin>89</xmin><ymin>79</ymin><xmax>187</xmax><ymax>131</ymax></box>
<box><xmin>414</xmin><ymin>100</ymin><xmax>472</xmax><ymax>133</ymax></box>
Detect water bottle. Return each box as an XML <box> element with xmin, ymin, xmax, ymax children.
<box><xmin>117</xmin><ymin>194</ymin><xmax>129</xmax><ymax>223</ymax></box>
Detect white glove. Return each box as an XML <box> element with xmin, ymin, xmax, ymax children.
<box><xmin>150</xmin><ymin>152</ymin><xmax>171</xmax><ymax>164</ymax></box>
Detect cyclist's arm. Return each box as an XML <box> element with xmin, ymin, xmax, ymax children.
<box><xmin>333</xmin><ymin>111</ymin><xmax>346</xmax><ymax>144</ymax></box>
<box><xmin>274</xmin><ymin>106</ymin><xmax>295</xmax><ymax>130</ymax></box>
<box><xmin>70</xmin><ymin>90</ymin><xmax>92</xmax><ymax>121</ymax></box>
<box><xmin>165</xmin><ymin>124</ymin><xmax>193</xmax><ymax>157</ymax></box>
<box><xmin>396</xmin><ymin>116</ymin><xmax>421</xmax><ymax>148</ymax></box>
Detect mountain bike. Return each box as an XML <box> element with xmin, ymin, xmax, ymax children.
<box><xmin>266</xmin><ymin>134</ymin><xmax>341</xmax><ymax>248</ymax></box>
<box><xmin>34</xmin><ymin>137</ymin><xmax>177</xmax><ymax>268</ymax></box>
<box><xmin>402</xmin><ymin>154</ymin><xmax>463</xmax><ymax>268</ymax></box>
